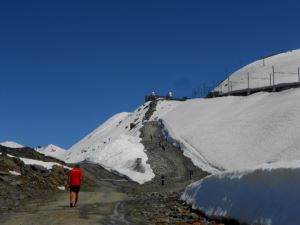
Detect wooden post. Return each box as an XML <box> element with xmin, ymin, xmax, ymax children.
<box><xmin>272</xmin><ymin>66</ymin><xmax>276</xmax><ymax>92</ymax></box>
<box><xmin>227</xmin><ymin>77</ymin><xmax>230</xmax><ymax>95</ymax></box>
<box><xmin>272</xmin><ymin>66</ymin><xmax>275</xmax><ymax>86</ymax></box>
<box><xmin>247</xmin><ymin>72</ymin><xmax>251</xmax><ymax>95</ymax></box>
<box><xmin>298</xmin><ymin>67</ymin><xmax>300</xmax><ymax>83</ymax></box>
<box><xmin>270</xmin><ymin>73</ymin><xmax>272</xmax><ymax>86</ymax></box>
<box><xmin>247</xmin><ymin>72</ymin><xmax>250</xmax><ymax>89</ymax></box>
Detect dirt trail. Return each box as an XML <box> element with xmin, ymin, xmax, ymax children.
<box><xmin>1</xmin><ymin>163</ymin><xmax>133</xmax><ymax>225</ymax></box>
<box><xmin>1</xmin><ymin>191</ymin><xmax>128</xmax><ymax>225</ymax></box>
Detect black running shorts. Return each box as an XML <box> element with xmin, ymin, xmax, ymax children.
<box><xmin>70</xmin><ymin>185</ymin><xmax>81</xmax><ymax>193</ymax></box>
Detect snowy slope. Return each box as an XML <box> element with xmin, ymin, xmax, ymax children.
<box><xmin>65</xmin><ymin>101</ymin><xmax>181</xmax><ymax>184</ymax></box>
<box><xmin>213</xmin><ymin>49</ymin><xmax>300</xmax><ymax>94</ymax></box>
<box><xmin>0</xmin><ymin>141</ymin><xmax>24</xmax><ymax>148</ymax></box>
<box><xmin>36</xmin><ymin>144</ymin><xmax>67</xmax><ymax>160</ymax></box>
<box><xmin>151</xmin><ymin>100</ymin><xmax>182</xmax><ymax>120</ymax></box>
<box><xmin>182</xmin><ymin>161</ymin><xmax>300</xmax><ymax>225</ymax></box>
<box><xmin>66</xmin><ymin>112</ymin><xmax>131</xmax><ymax>163</ymax></box>
<box><xmin>66</xmin><ymin>88</ymin><xmax>300</xmax><ymax>182</ymax></box>
<box><xmin>160</xmin><ymin>88</ymin><xmax>300</xmax><ymax>173</ymax></box>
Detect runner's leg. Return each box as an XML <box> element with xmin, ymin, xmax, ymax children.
<box><xmin>70</xmin><ymin>191</ymin><xmax>74</xmax><ymax>207</ymax></box>
<box><xmin>75</xmin><ymin>192</ymin><xmax>79</xmax><ymax>206</ymax></box>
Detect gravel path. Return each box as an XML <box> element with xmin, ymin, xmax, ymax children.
<box><xmin>1</xmin><ymin>162</ymin><xmax>131</xmax><ymax>225</ymax></box>
<box><xmin>1</xmin><ymin>191</ymin><xmax>128</xmax><ymax>225</ymax></box>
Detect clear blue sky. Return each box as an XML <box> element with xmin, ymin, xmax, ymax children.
<box><xmin>1</xmin><ymin>0</ymin><xmax>300</xmax><ymax>148</ymax></box>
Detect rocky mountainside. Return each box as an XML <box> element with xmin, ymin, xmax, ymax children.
<box><xmin>140</xmin><ymin>121</ymin><xmax>209</xmax><ymax>189</ymax></box>
<box><xmin>0</xmin><ymin>145</ymin><xmax>71</xmax><ymax>211</ymax></box>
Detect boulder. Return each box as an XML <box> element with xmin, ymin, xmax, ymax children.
<box><xmin>30</xmin><ymin>165</ymin><xmax>48</xmax><ymax>174</ymax></box>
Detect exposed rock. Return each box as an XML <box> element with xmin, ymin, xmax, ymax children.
<box><xmin>143</xmin><ymin>100</ymin><xmax>158</xmax><ymax>122</ymax></box>
<box><xmin>131</xmin><ymin>158</ymin><xmax>145</xmax><ymax>173</ymax></box>
<box><xmin>30</xmin><ymin>165</ymin><xmax>48</xmax><ymax>173</ymax></box>
<box><xmin>130</xmin><ymin>123</ymin><xmax>137</xmax><ymax>130</ymax></box>
<box><xmin>140</xmin><ymin>121</ymin><xmax>209</xmax><ymax>189</ymax></box>
<box><xmin>0</xmin><ymin>145</ymin><xmax>72</xmax><ymax>211</ymax></box>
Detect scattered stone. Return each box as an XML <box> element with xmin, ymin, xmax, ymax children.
<box><xmin>0</xmin><ymin>171</ymin><xmax>9</xmax><ymax>175</ymax></box>
<box><xmin>31</xmin><ymin>165</ymin><xmax>48</xmax><ymax>173</ymax></box>
<box><xmin>152</xmin><ymin>217</ymin><xmax>170</xmax><ymax>224</ymax></box>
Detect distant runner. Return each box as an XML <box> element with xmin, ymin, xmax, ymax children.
<box><xmin>161</xmin><ymin>175</ymin><xmax>165</xmax><ymax>186</ymax></box>
<box><xmin>68</xmin><ymin>164</ymin><xmax>83</xmax><ymax>208</ymax></box>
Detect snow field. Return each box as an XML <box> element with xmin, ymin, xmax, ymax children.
<box><xmin>7</xmin><ymin>154</ymin><xmax>71</xmax><ymax>170</ymax></box>
<box><xmin>161</xmin><ymin>89</ymin><xmax>300</xmax><ymax>173</ymax></box>
<box><xmin>36</xmin><ymin>144</ymin><xmax>67</xmax><ymax>160</ymax></box>
<box><xmin>19</xmin><ymin>157</ymin><xmax>71</xmax><ymax>170</ymax></box>
<box><xmin>214</xmin><ymin>49</ymin><xmax>300</xmax><ymax>94</ymax></box>
<box><xmin>9</xmin><ymin>171</ymin><xmax>21</xmax><ymax>176</ymax></box>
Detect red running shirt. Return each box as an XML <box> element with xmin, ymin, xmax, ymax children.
<box><xmin>68</xmin><ymin>168</ymin><xmax>83</xmax><ymax>186</ymax></box>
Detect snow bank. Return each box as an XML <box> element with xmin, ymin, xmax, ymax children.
<box><xmin>58</xmin><ymin>186</ymin><xmax>66</xmax><ymax>191</ymax></box>
<box><xmin>19</xmin><ymin>157</ymin><xmax>71</xmax><ymax>170</ymax></box>
<box><xmin>161</xmin><ymin>89</ymin><xmax>300</xmax><ymax>173</ymax></box>
<box><xmin>9</xmin><ymin>171</ymin><xmax>21</xmax><ymax>176</ymax></box>
<box><xmin>0</xmin><ymin>141</ymin><xmax>24</xmax><ymax>148</ymax></box>
<box><xmin>87</xmin><ymin>134</ymin><xmax>155</xmax><ymax>184</ymax></box>
<box><xmin>7</xmin><ymin>154</ymin><xmax>71</xmax><ymax>170</ymax></box>
<box><xmin>182</xmin><ymin>160</ymin><xmax>300</xmax><ymax>225</ymax></box>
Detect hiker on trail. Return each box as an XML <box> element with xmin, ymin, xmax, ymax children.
<box><xmin>159</xmin><ymin>142</ymin><xmax>166</xmax><ymax>151</ymax></box>
<box><xmin>161</xmin><ymin>175</ymin><xmax>165</xmax><ymax>186</ymax></box>
<box><xmin>68</xmin><ymin>164</ymin><xmax>83</xmax><ymax>208</ymax></box>
<box><xmin>189</xmin><ymin>170</ymin><xmax>193</xmax><ymax>179</ymax></box>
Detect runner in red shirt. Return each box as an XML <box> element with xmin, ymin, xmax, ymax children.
<box><xmin>68</xmin><ymin>164</ymin><xmax>83</xmax><ymax>208</ymax></box>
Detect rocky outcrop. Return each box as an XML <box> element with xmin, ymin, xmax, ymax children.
<box><xmin>0</xmin><ymin>146</ymin><xmax>69</xmax><ymax>211</ymax></box>
<box><xmin>0</xmin><ymin>145</ymin><xmax>66</xmax><ymax>164</ymax></box>
<box><xmin>140</xmin><ymin>121</ymin><xmax>209</xmax><ymax>189</ymax></box>
<box><xmin>143</xmin><ymin>100</ymin><xmax>158</xmax><ymax>122</ymax></box>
